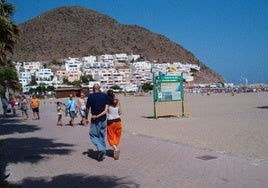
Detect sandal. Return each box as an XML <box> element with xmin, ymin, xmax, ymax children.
<box><xmin>69</xmin><ymin>121</ymin><xmax>74</xmax><ymax>126</ymax></box>
<box><xmin>114</xmin><ymin>149</ymin><xmax>120</xmax><ymax>160</ymax></box>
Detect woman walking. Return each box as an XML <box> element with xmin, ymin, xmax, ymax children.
<box><xmin>20</xmin><ymin>95</ymin><xmax>29</xmax><ymax>120</ymax></box>
<box><xmin>78</xmin><ymin>92</ymin><xmax>88</xmax><ymax>126</ymax></box>
<box><xmin>106</xmin><ymin>90</ymin><xmax>122</xmax><ymax>160</ymax></box>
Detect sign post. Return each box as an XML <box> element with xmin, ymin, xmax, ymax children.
<box><xmin>152</xmin><ymin>72</ymin><xmax>185</xmax><ymax>118</ymax></box>
<box><xmin>151</xmin><ymin>68</ymin><xmax>157</xmax><ymax>119</ymax></box>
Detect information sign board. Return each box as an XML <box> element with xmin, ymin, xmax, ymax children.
<box><xmin>154</xmin><ymin>75</ymin><xmax>183</xmax><ymax>102</ymax></box>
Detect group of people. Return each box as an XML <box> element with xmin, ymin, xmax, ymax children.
<box><xmin>0</xmin><ymin>94</ymin><xmax>40</xmax><ymax>120</ymax></box>
<box><xmin>58</xmin><ymin>93</ymin><xmax>88</xmax><ymax>127</ymax></box>
<box><xmin>58</xmin><ymin>83</ymin><xmax>122</xmax><ymax>161</ymax></box>
<box><xmin>1</xmin><ymin>83</ymin><xmax>122</xmax><ymax>161</ymax></box>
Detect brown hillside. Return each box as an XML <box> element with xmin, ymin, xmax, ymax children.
<box><xmin>10</xmin><ymin>6</ymin><xmax>224</xmax><ymax>84</ymax></box>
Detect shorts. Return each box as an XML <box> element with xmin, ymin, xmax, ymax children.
<box><xmin>58</xmin><ymin>114</ymin><xmax>62</xmax><ymax>120</ymax></box>
<box><xmin>79</xmin><ymin>108</ymin><xmax>86</xmax><ymax>117</ymax></box>
<box><xmin>32</xmin><ymin>107</ymin><xmax>39</xmax><ymax>112</ymax></box>
<box><xmin>69</xmin><ymin>111</ymin><xmax>76</xmax><ymax>118</ymax></box>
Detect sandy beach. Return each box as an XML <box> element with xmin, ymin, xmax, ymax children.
<box><xmin>1</xmin><ymin>91</ymin><xmax>267</xmax><ymax>161</ymax></box>
<box><xmin>118</xmin><ymin>92</ymin><xmax>268</xmax><ymax>161</ymax></box>
<box><xmin>1</xmin><ymin>91</ymin><xmax>268</xmax><ymax>187</ymax></box>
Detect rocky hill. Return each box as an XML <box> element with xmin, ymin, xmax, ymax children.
<box><xmin>10</xmin><ymin>6</ymin><xmax>224</xmax><ymax>84</ymax></box>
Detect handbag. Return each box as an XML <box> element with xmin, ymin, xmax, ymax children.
<box><xmin>7</xmin><ymin>104</ymin><xmax>12</xmax><ymax>113</ymax></box>
<box><xmin>21</xmin><ymin>103</ymin><xmax>27</xmax><ymax>110</ymax></box>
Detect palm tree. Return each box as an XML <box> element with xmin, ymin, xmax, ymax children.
<box><xmin>0</xmin><ymin>0</ymin><xmax>21</xmax><ymax>94</ymax></box>
<box><xmin>0</xmin><ymin>0</ymin><xmax>20</xmax><ymax>66</ymax></box>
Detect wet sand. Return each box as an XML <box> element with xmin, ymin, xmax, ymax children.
<box><xmin>118</xmin><ymin>92</ymin><xmax>268</xmax><ymax>161</ymax></box>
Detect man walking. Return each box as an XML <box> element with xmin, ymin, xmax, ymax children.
<box><xmin>30</xmin><ymin>94</ymin><xmax>40</xmax><ymax>120</ymax></box>
<box><xmin>86</xmin><ymin>84</ymin><xmax>113</xmax><ymax>161</ymax></box>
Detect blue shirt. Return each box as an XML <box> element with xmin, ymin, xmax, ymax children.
<box><xmin>65</xmin><ymin>98</ymin><xmax>77</xmax><ymax>111</ymax></box>
<box><xmin>86</xmin><ymin>92</ymin><xmax>113</xmax><ymax>123</ymax></box>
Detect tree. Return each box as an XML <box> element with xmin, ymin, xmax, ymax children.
<box><xmin>62</xmin><ymin>78</ymin><xmax>70</xmax><ymax>85</ymax></box>
<box><xmin>29</xmin><ymin>74</ymin><xmax>37</xmax><ymax>86</ymax></box>
<box><xmin>72</xmin><ymin>80</ymin><xmax>81</xmax><ymax>88</ymax></box>
<box><xmin>0</xmin><ymin>0</ymin><xmax>20</xmax><ymax>66</ymax></box>
<box><xmin>0</xmin><ymin>0</ymin><xmax>20</xmax><ymax>93</ymax></box>
<box><xmin>142</xmin><ymin>82</ymin><xmax>153</xmax><ymax>92</ymax></box>
<box><xmin>80</xmin><ymin>75</ymin><xmax>89</xmax><ymax>83</ymax></box>
<box><xmin>110</xmin><ymin>85</ymin><xmax>121</xmax><ymax>92</ymax></box>
<box><xmin>50</xmin><ymin>59</ymin><xmax>60</xmax><ymax>65</ymax></box>
<box><xmin>46</xmin><ymin>85</ymin><xmax>54</xmax><ymax>92</ymax></box>
<box><xmin>0</xmin><ymin>59</ymin><xmax>21</xmax><ymax>93</ymax></box>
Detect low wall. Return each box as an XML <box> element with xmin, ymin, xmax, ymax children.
<box><xmin>55</xmin><ymin>88</ymin><xmax>89</xmax><ymax>98</ymax></box>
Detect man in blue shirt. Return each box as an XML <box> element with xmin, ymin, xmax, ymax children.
<box><xmin>86</xmin><ymin>84</ymin><xmax>113</xmax><ymax>161</ymax></box>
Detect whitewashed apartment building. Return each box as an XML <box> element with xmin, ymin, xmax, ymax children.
<box><xmin>19</xmin><ymin>71</ymin><xmax>31</xmax><ymax>88</ymax></box>
<box><xmin>55</xmin><ymin>57</ymin><xmax>83</xmax><ymax>82</ymax></box>
<box><xmin>15</xmin><ymin>53</ymin><xmax>201</xmax><ymax>93</ymax></box>
<box><xmin>23</xmin><ymin>61</ymin><xmax>42</xmax><ymax>74</ymax></box>
<box><xmin>130</xmin><ymin>61</ymin><xmax>152</xmax><ymax>84</ymax></box>
<box><xmin>56</xmin><ymin>70</ymin><xmax>82</xmax><ymax>83</ymax></box>
<box><xmin>35</xmin><ymin>68</ymin><xmax>58</xmax><ymax>85</ymax></box>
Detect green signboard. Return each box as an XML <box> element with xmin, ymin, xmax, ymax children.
<box><xmin>154</xmin><ymin>75</ymin><xmax>184</xmax><ymax>102</ymax></box>
<box><xmin>152</xmin><ymin>73</ymin><xmax>185</xmax><ymax>118</ymax></box>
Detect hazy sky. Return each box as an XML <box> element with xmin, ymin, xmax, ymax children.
<box><xmin>9</xmin><ymin>0</ymin><xmax>268</xmax><ymax>84</ymax></box>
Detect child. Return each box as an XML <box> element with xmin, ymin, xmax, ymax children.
<box><xmin>56</xmin><ymin>101</ymin><xmax>64</xmax><ymax>126</ymax></box>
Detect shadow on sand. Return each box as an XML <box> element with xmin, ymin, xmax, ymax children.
<box><xmin>0</xmin><ymin>119</ymin><xmax>41</xmax><ymax>136</ymax></box>
<box><xmin>0</xmin><ymin>137</ymin><xmax>75</xmax><ymax>185</ymax></box>
<box><xmin>0</xmin><ymin>117</ymin><xmax>75</xmax><ymax>187</ymax></box>
<box><xmin>256</xmin><ymin>106</ymin><xmax>268</xmax><ymax>109</ymax></box>
<box><xmin>82</xmin><ymin>149</ymin><xmax>115</xmax><ymax>161</ymax></box>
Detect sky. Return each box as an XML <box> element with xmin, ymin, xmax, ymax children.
<box><xmin>8</xmin><ymin>0</ymin><xmax>268</xmax><ymax>84</ymax></box>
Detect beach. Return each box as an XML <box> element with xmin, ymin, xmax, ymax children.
<box><xmin>118</xmin><ymin>92</ymin><xmax>268</xmax><ymax>161</ymax></box>
<box><xmin>1</xmin><ymin>91</ymin><xmax>267</xmax><ymax>161</ymax></box>
<box><xmin>1</xmin><ymin>91</ymin><xmax>268</xmax><ymax>187</ymax></box>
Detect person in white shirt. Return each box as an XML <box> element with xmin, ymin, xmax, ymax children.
<box><xmin>106</xmin><ymin>90</ymin><xmax>122</xmax><ymax>160</ymax></box>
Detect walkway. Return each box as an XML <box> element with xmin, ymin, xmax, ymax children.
<box><xmin>0</xmin><ymin>98</ymin><xmax>268</xmax><ymax>188</ymax></box>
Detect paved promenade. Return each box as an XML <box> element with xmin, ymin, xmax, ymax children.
<box><xmin>1</xmin><ymin>93</ymin><xmax>268</xmax><ymax>188</ymax></box>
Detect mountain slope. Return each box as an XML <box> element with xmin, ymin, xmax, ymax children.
<box><xmin>11</xmin><ymin>6</ymin><xmax>224</xmax><ymax>83</ymax></box>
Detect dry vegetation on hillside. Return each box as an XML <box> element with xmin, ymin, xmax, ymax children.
<box><xmin>10</xmin><ymin>6</ymin><xmax>224</xmax><ymax>83</ymax></box>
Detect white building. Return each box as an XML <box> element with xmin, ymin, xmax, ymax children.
<box><xmin>19</xmin><ymin>71</ymin><xmax>31</xmax><ymax>86</ymax></box>
<box><xmin>99</xmin><ymin>71</ymin><xmax>128</xmax><ymax>90</ymax></box>
<box><xmin>35</xmin><ymin>68</ymin><xmax>53</xmax><ymax>81</ymax></box>
<box><xmin>128</xmin><ymin>54</ymin><xmax>140</xmax><ymax>62</ymax></box>
<box><xmin>65</xmin><ymin>57</ymin><xmax>81</xmax><ymax>71</ymax></box>
<box><xmin>23</xmin><ymin>61</ymin><xmax>42</xmax><ymax>74</ymax></box>
<box><xmin>113</xmin><ymin>53</ymin><xmax>128</xmax><ymax>62</ymax></box>
<box><xmin>82</xmin><ymin>55</ymin><xmax>97</xmax><ymax>63</ymax></box>
<box><xmin>14</xmin><ymin>53</ymin><xmax>202</xmax><ymax>94</ymax></box>
<box><xmin>35</xmin><ymin>68</ymin><xmax>59</xmax><ymax>85</ymax></box>
<box><xmin>154</xmin><ymin>62</ymin><xmax>200</xmax><ymax>82</ymax></box>
<box><xmin>56</xmin><ymin>70</ymin><xmax>82</xmax><ymax>83</ymax></box>
<box><xmin>98</xmin><ymin>54</ymin><xmax>114</xmax><ymax>62</ymax></box>
<box><xmin>130</xmin><ymin>61</ymin><xmax>152</xmax><ymax>85</ymax></box>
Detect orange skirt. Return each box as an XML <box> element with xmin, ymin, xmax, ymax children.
<box><xmin>107</xmin><ymin>120</ymin><xmax>122</xmax><ymax>147</ymax></box>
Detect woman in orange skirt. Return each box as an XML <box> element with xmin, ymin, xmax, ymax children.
<box><xmin>106</xmin><ymin>90</ymin><xmax>122</xmax><ymax>160</ymax></box>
